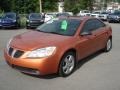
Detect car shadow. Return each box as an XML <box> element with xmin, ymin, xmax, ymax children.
<box><xmin>75</xmin><ymin>50</ymin><xmax>103</xmax><ymax>70</ymax></box>
<box><xmin>2</xmin><ymin>28</ymin><xmax>20</xmax><ymax>30</ymax></box>
<box><xmin>23</xmin><ymin>51</ymin><xmax>104</xmax><ymax>79</ymax></box>
<box><xmin>22</xmin><ymin>73</ymin><xmax>58</xmax><ymax>79</ymax></box>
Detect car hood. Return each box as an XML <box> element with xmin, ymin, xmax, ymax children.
<box><xmin>10</xmin><ymin>31</ymin><xmax>72</xmax><ymax>51</ymax></box>
<box><xmin>91</xmin><ymin>13</ymin><xmax>100</xmax><ymax>15</ymax></box>
<box><xmin>99</xmin><ymin>14</ymin><xmax>108</xmax><ymax>16</ymax></box>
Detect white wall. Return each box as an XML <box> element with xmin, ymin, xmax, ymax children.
<box><xmin>58</xmin><ymin>2</ymin><xmax>64</xmax><ymax>13</ymax></box>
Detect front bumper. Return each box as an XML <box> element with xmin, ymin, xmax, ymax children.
<box><xmin>2</xmin><ymin>22</ymin><xmax>17</xmax><ymax>28</ymax></box>
<box><xmin>4</xmin><ymin>48</ymin><xmax>59</xmax><ymax>75</ymax></box>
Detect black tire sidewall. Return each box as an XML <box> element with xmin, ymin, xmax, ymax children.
<box><xmin>105</xmin><ymin>38</ymin><xmax>112</xmax><ymax>52</ymax></box>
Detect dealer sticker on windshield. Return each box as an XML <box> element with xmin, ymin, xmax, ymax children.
<box><xmin>61</xmin><ymin>20</ymin><xmax>68</xmax><ymax>31</ymax></box>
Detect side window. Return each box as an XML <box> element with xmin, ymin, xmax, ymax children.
<box><xmin>81</xmin><ymin>19</ymin><xmax>95</xmax><ymax>33</ymax></box>
<box><xmin>93</xmin><ymin>19</ymin><xmax>105</xmax><ymax>30</ymax></box>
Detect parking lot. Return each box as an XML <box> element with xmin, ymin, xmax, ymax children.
<box><xmin>0</xmin><ymin>23</ymin><xmax>120</xmax><ymax>90</ymax></box>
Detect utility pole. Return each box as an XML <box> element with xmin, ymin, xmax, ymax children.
<box><xmin>39</xmin><ymin>0</ymin><xmax>42</xmax><ymax>13</ymax></box>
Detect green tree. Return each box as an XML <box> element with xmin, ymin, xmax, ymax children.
<box><xmin>0</xmin><ymin>0</ymin><xmax>58</xmax><ymax>13</ymax></box>
<box><xmin>0</xmin><ymin>0</ymin><xmax>12</xmax><ymax>12</ymax></box>
<box><xmin>42</xmin><ymin>0</ymin><xmax>58</xmax><ymax>12</ymax></box>
<box><xmin>64</xmin><ymin>0</ymin><xmax>94</xmax><ymax>14</ymax></box>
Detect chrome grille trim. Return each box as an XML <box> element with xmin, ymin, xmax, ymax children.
<box><xmin>8</xmin><ymin>47</ymin><xmax>24</xmax><ymax>58</ymax></box>
<box><xmin>11</xmin><ymin>49</ymin><xmax>17</xmax><ymax>58</ymax></box>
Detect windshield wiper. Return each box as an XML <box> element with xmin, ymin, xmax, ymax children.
<box><xmin>35</xmin><ymin>29</ymin><xmax>48</xmax><ymax>33</ymax></box>
<box><xmin>36</xmin><ymin>30</ymin><xmax>64</xmax><ymax>35</ymax></box>
<box><xmin>48</xmin><ymin>32</ymin><xmax>64</xmax><ymax>35</ymax></box>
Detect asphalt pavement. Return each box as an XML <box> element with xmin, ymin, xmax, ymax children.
<box><xmin>0</xmin><ymin>23</ymin><xmax>120</xmax><ymax>90</ymax></box>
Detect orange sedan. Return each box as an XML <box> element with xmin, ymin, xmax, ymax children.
<box><xmin>4</xmin><ymin>17</ymin><xmax>112</xmax><ymax>77</ymax></box>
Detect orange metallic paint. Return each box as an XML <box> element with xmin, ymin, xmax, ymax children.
<box><xmin>4</xmin><ymin>17</ymin><xmax>112</xmax><ymax>75</ymax></box>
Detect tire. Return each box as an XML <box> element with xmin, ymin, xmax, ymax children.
<box><xmin>59</xmin><ymin>52</ymin><xmax>76</xmax><ymax>77</ymax></box>
<box><xmin>104</xmin><ymin>38</ymin><xmax>112</xmax><ymax>52</ymax></box>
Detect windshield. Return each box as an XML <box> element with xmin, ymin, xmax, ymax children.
<box><xmin>3</xmin><ymin>13</ymin><xmax>16</xmax><ymax>19</ymax></box>
<box><xmin>93</xmin><ymin>12</ymin><xmax>100</xmax><ymax>14</ymax></box>
<box><xmin>83</xmin><ymin>11</ymin><xmax>90</xmax><ymax>13</ymax></box>
<box><xmin>56</xmin><ymin>13</ymin><xmax>70</xmax><ymax>17</ymax></box>
<box><xmin>29</xmin><ymin>13</ymin><xmax>42</xmax><ymax>19</ymax></box>
<box><xmin>101</xmin><ymin>12</ymin><xmax>108</xmax><ymax>14</ymax></box>
<box><xmin>110</xmin><ymin>11</ymin><xmax>120</xmax><ymax>15</ymax></box>
<box><xmin>36</xmin><ymin>18</ymin><xmax>81</xmax><ymax>36</ymax></box>
<box><xmin>114</xmin><ymin>11</ymin><xmax>120</xmax><ymax>15</ymax></box>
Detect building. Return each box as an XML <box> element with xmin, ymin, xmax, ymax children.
<box><xmin>107</xmin><ymin>2</ymin><xmax>120</xmax><ymax>10</ymax></box>
<box><xmin>58</xmin><ymin>1</ymin><xmax>64</xmax><ymax>12</ymax></box>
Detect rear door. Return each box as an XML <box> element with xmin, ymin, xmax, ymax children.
<box><xmin>91</xmin><ymin>19</ymin><xmax>108</xmax><ymax>51</ymax></box>
<box><xmin>77</xmin><ymin>19</ymin><xmax>98</xmax><ymax>60</ymax></box>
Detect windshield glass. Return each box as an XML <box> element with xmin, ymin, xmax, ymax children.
<box><xmin>29</xmin><ymin>13</ymin><xmax>42</xmax><ymax>19</ymax></box>
<box><xmin>3</xmin><ymin>13</ymin><xmax>16</xmax><ymax>19</ymax></box>
<box><xmin>36</xmin><ymin>18</ymin><xmax>81</xmax><ymax>36</ymax></box>
<box><xmin>110</xmin><ymin>11</ymin><xmax>120</xmax><ymax>15</ymax></box>
<box><xmin>114</xmin><ymin>11</ymin><xmax>120</xmax><ymax>15</ymax></box>
<box><xmin>93</xmin><ymin>12</ymin><xmax>100</xmax><ymax>14</ymax></box>
<box><xmin>101</xmin><ymin>12</ymin><xmax>108</xmax><ymax>14</ymax></box>
<box><xmin>83</xmin><ymin>11</ymin><xmax>90</xmax><ymax>13</ymax></box>
<box><xmin>56</xmin><ymin>13</ymin><xmax>70</xmax><ymax>17</ymax></box>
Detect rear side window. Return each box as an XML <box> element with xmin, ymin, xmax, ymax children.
<box><xmin>81</xmin><ymin>19</ymin><xmax>105</xmax><ymax>33</ymax></box>
<box><xmin>81</xmin><ymin>20</ymin><xmax>95</xmax><ymax>33</ymax></box>
<box><xmin>93</xmin><ymin>19</ymin><xmax>105</xmax><ymax>30</ymax></box>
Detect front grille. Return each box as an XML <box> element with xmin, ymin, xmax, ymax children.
<box><xmin>13</xmin><ymin>50</ymin><xmax>24</xmax><ymax>58</ymax></box>
<box><xmin>8</xmin><ymin>47</ymin><xmax>24</xmax><ymax>58</ymax></box>
<box><xmin>8</xmin><ymin>47</ymin><xmax>13</xmax><ymax>56</ymax></box>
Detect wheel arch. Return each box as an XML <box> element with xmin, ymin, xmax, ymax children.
<box><xmin>57</xmin><ymin>48</ymin><xmax>77</xmax><ymax>74</ymax></box>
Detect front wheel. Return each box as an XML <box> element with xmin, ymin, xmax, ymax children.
<box><xmin>59</xmin><ymin>52</ymin><xmax>76</xmax><ymax>77</ymax></box>
<box><xmin>104</xmin><ymin>38</ymin><xmax>112</xmax><ymax>52</ymax></box>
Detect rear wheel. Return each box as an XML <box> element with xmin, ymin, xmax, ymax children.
<box><xmin>59</xmin><ymin>52</ymin><xmax>76</xmax><ymax>77</ymax></box>
<box><xmin>104</xmin><ymin>38</ymin><xmax>112</xmax><ymax>52</ymax></box>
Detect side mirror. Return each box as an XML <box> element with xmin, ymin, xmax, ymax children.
<box><xmin>80</xmin><ymin>31</ymin><xmax>92</xmax><ymax>36</ymax></box>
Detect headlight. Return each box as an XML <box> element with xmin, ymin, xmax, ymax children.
<box><xmin>13</xmin><ymin>20</ymin><xmax>16</xmax><ymax>22</ymax></box>
<box><xmin>27</xmin><ymin>19</ymin><xmax>29</xmax><ymax>22</ymax></box>
<box><xmin>6</xmin><ymin>38</ymin><xmax>12</xmax><ymax>50</ymax></box>
<box><xmin>40</xmin><ymin>20</ymin><xmax>44</xmax><ymax>22</ymax></box>
<box><xmin>27</xmin><ymin>46</ymin><xmax>56</xmax><ymax>58</ymax></box>
<box><xmin>30</xmin><ymin>20</ymin><xmax>33</xmax><ymax>23</ymax></box>
<box><xmin>116</xmin><ymin>16</ymin><xmax>120</xmax><ymax>18</ymax></box>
